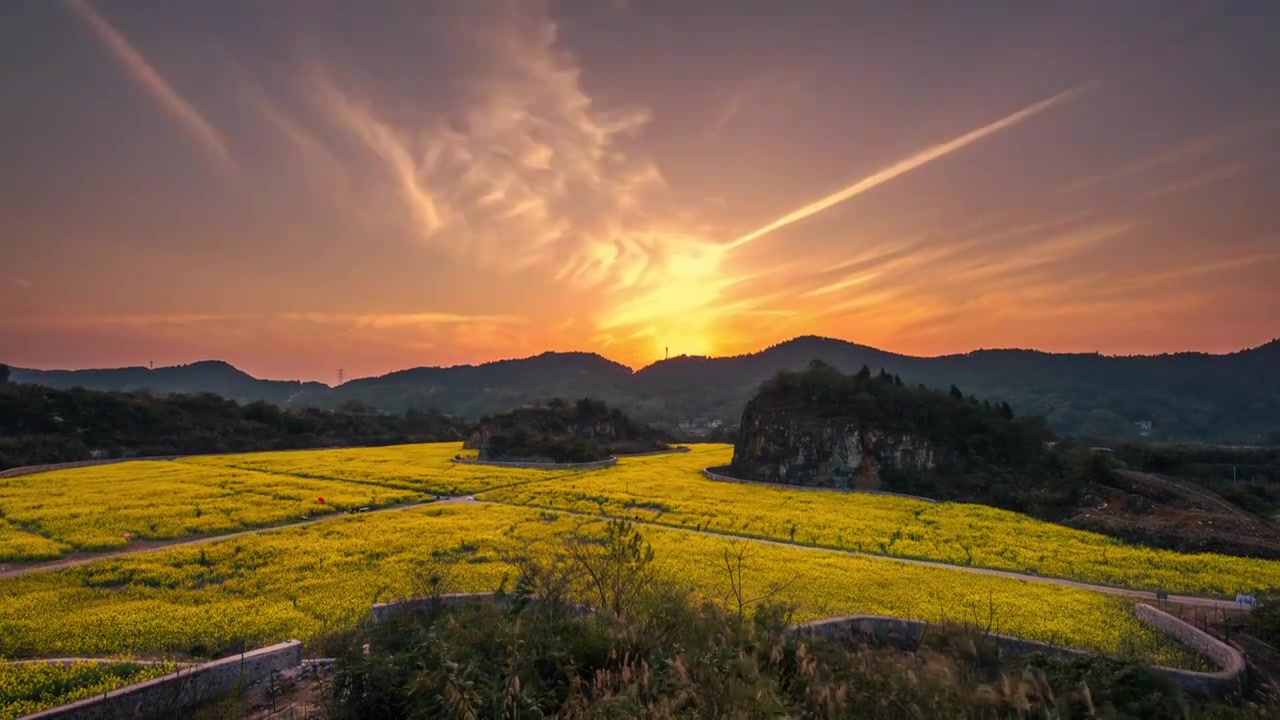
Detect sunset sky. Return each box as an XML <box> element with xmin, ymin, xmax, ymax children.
<box><xmin>2</xmin><ymin>0</ymin><xmax>1278</xmax><ymax>382</ymax></box>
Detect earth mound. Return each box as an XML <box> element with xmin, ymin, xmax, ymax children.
<box><xmin>466</xmin><ymin>398</ymin><xmax>669</xmax><ymax>463</ymax></box>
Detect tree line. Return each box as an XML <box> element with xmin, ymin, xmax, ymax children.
<box><xmin>0</xmin><ymin>365</ymin><xmax>461</xmax><ymax>470</ymax></box>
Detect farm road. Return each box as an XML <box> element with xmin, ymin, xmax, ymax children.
<box><xmin>0</xmin><ymin>494</ymin><xmax>1249</xmax><ymax>613</ymax></box>
<box><xmin>0</xmin><ymin>500</ymin><xmax>436</xmax><ymax>580</ymax></box>
<box><xmin>471</xmin><ymin>499</ymin><xmax>1248</xmax><ymax>613</ymax></box>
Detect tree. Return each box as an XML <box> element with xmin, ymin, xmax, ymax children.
<box><xmin>720</xmin><ymin>538</ymin><xmax>797</xmax><ymax>631</ymax></box>
<box><xmin>0</xmin><ymin>364</ymin><xmax>9</xmax><ymax>385</ymax></box>
<box><xmin>563</xmin><ymin>519</ymin><xmax>656</xmax><ymax>617</ymax></box>
<box><xmin>949</xmin><ymin>384</ymin><xmax>964</xmax><ymax>401</ymax></box>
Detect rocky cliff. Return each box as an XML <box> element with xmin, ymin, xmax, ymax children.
<box><xmin>731</xmin><ymin>395</ymin><xmax>938</xmax><ymax>490</ymax></box>
<box><xmin>725</xmin><ymin>362</ymin><xmax>1066</xmax><ymax>511</ymax></box>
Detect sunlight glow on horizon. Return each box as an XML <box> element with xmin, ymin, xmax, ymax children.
<box><xmin>1</xmin><ymin>2</ymin><xmax>1277</xmax><ymax>381</ymax></box>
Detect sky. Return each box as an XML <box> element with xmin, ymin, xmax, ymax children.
<box><xmin>2</xmin><ymin>0</ymin><xmax>1278</xmax><ymax>382</ymax></box>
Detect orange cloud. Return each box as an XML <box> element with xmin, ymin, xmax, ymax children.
<box><xmin>68</xmin><ymin>0</ymin><xmax>235</xmax><ymax>171</ymax></box>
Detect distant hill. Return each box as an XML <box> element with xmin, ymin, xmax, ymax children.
<box><xmin>7</xmin><ymin>360</ymin><xmax>325</xmax><ymax>405</ymax></box>
<box><xmin>298</xmin><ymin>351</ymin><xmax>634</xmax><ymax>420</ymax></box>
<box><xmin>7</xmin><ymin>336</ymin><xmax>1279</xmax><ymax>443</ymax></box>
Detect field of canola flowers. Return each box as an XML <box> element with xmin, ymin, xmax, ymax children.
<box><xmin>0</xmin><ymin>503</ymin><xmax>1204</xmax><ymax>670</ymax></box>
<box><xmin>0</xmin><ymin>660</ymin><xmax>175</xmax><ymax>720</ymax></box>
<box><xmin>481</xmin><ymin>445</ymin><xmax>1280</xmax><ymax>597</ymax></box>
<box><xmin>181</xmin><ymin>442</ymin><xmax>574</xmax><ymax>496</ymax></box>
<box><xmin>0</xmin><ymin>461</ymin><xmax>428</xmax><ymax>561</ymax></box>
<box><xmin>0</xmin><ymin>519</ymin><xmax>67</xmax><ymax>563</ymax></box>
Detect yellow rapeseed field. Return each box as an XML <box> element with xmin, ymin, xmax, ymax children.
<box><xmin>0</xmin><ymin>503</ymin><xmax>1201</xmax><ymax>669</ymax></box>
<box><xmin>0</xmin><ymin>660</ymin><xmax>176</xmax><ymax>720</ymax></box>
<box><xmin>0</xmin><ymin>519</ymin><xmax>68</xmax><ymax>564</ymax></box>
<box><xmin>182</xmin><ymin>442</ymin><xmax>603</xmax><ymax>496</ymax></box>
<box><xmin>482</xmin><ymin>444</ymin><xmax>1280</xmax><ymax>596</ymax></box>
<box><xmin>0</xmin><ymin>460</ymin><xmax>428</xmax><ymax>559</ymax></box>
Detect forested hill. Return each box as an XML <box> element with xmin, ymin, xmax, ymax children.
<box><xmin>0</xmin><ymin>379</ymin><xmax>463</xmax><ymax>471</ymax></box>
<box><xmin>6</xmin><ymin>336</ymin><xmax>1279</xmax><ymax>443</ymax></box>
<box><xmin>8</xmin><ymin>360</ymin><xmax>325</xmax><ymax>405</ymax></box>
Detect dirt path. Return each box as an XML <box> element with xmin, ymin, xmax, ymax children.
<box><xmin>1</xmin><ymin>657</ymin><xmax>195</xmax><ymax>667</ymax></box>
<box><xmin>471</xmin><ymin>500</ymin><xmax>1248</xmax><ymax>612</ymax></box>
<box><xmin>0</xmin><ymin>494</ymin><xmax>1250</xmax><ymax>613</ymax></box>
<box><xmin>0</xmin><ymin>501</ymin><xmax>436</xmax><ymax>580</ymax></box>
<box><xmin>1121</xmin><ymin>470</ymin><xmax>1264</xmax><ymax>523</ymax></box>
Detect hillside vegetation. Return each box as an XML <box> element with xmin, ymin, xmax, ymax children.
<box><xmin>731</xmin><ymin>362</ymin><xmax>1089</xmax><ymax>519</ymax></box>
<box><xmin>467</xmin><ymin>398</ymin><xmax>670</xmax><ymax>463</ymax></box>
<box><xmin>0</xmin><ymin>375</ymin><xmax>462</xmax><ymax>470</ymax></box>
<box><xmin>10</xmin><ymin>335</ymin><xmax>1280</xmax><ymax>443</ymax></box>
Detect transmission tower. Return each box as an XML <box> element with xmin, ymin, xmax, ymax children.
<box><xmin>337</xmin><ymin>368</ymin><xmax>344</xmax><ymax>386</ymax></box>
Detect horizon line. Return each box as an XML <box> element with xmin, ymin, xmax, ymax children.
<box><xmin>6</xmin><ymin>333</ymin><xmax>1276</xmax><ymax>386</ymax></box>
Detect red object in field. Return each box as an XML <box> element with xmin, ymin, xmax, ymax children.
<box><xmin>317</xmin><ymin>497</ymin><xmax>325</xmax><ymax>504</ymax></box>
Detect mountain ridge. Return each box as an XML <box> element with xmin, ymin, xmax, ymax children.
<box><xmin>7</xmin><ymin>335</ymin><xmax>1279</xmax><ymax>442</ymax></box>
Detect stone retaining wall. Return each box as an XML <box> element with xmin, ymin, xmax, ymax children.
<box><xmin>0</xmin><ymin>443</ymin><xmax>416</xmax><ymax>479</ymax></box>
<box><xmin>1134</xmin><ymin>603</ymin><xmax>1246</xmax><ymax>696</ymax></box>
<box><xmin>793</xmin><ymin>604</ymin><xmax>1245</xmax><ymax>699</ymax></box>
<box><xmin>369</xmin><ymin>596</ymin><xmax>1242</xmax><ymax>698</ymax></box>
<box><xmin>701</xmin><ymin>465</ymin><xmax>938</xmax><ymax>503</ymax></box>
<box><xmin>22</xmin><ymin>641</ymin><xmax>303</xmax><ymax>719</ymax></box>
<box><xmin>0</xmin><ymin>458</ymin><xmax>182</xmax><ymax>479</ymax></box>
<box><xmin>450</xmin><ymin>457</ymin><xmax>618</xmax><ymax>470</ymax></box>
<box><xmin>616</xmin><ymin>446</ymin><xmax>692</xmax><ymax>457</ymax></box>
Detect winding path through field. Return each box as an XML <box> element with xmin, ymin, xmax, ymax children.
<box><xmin>0</xmin><ymin>494</ymin><xmax>1248</xmax><ymax>613</ymax></box>
<box><xmin>0</xmin><ymin>500</ymin><xmax>436</xmax><ymax>580</ymax></box>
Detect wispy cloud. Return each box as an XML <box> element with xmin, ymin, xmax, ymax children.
<box><xmin>707</xmin><ymin>71</ymin><xmax>793</xmax><ymax>139</ymax></box>
<box><xmin>8</xmin><ymin>274</ymin><xmax>31</xmax><ymax>290</ymax></box>
<box><xmin>726</xmin><ymin>85</ymin><xmax>1088</xmax><ymax>250</ymax></box>
<box><xmin>278</xmin><ymin>312</ymin><xmax>525</xmax><ymax>329</ymax></box>
<box><xmin>1057</xmin><ymin>118</ymin><xmax>1278</xmax><ymax>194</ymax></box>
<box><xmin>67</xmin><ymin>0</ymin><xmax>235</xmax><ymax>171</ymax></box>
<box><xmin>314</xmin><ymin>79</ymin><xmax>446</xmax><ymax>237</ymax></box>
<box><xmin>1137</xmin><ymin>160</ymin><xmax>1252</xmax><ymax>201</ymax></box>
<box><xmin>308</xmin><ymin>2</ymin><xmax>719</xmax><ymax>301</ymax></box>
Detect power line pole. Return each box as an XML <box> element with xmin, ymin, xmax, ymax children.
<box><xmin>337</xmin><ymin>369</ymin><xmax>344</xmax><ymax>386</ymax></box>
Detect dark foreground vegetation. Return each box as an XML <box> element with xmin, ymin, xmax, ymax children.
<box><xmin>467</xmin><ymin>398</ymin><xmax>670</xmax><ymax>463</ymax></box>
<box><xmin>326</xmin><ymin>522</ymin><xmax>1275</xmax><ymax>719</ymax></box>
<box><xmin>0</xmin><ymin>366</ymin><xmax>462</xmax><ymax>470</ymax></box>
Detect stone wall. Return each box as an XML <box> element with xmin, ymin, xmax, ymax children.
<box><xmin>701</xmin><ymin>465</ymin><xmax>937</xmax><ymax>503</ymax></box>
<box><xmin>792</xmin><ymin>606</ymin><xmax>1246</xmax><ymax>699</ymax></box>
<box><xmin>22</xmin><ymin>641</ymin><xmax>303</xmax><ymax>719</ymax></box>
<box><xmin>450</xmin><ymin>456</ymin><xmax>618</xmax><ymax>470</ymax></box>
<box><xmin>616</xmin><ymin>446</ymin><xmax>691</xmax><ymax>457</ymax></box>
<box><xmin>369</xmin><ymin>595</ymin><xmax>1244</xmax><ymax>699</ymax></box>
<box><xmin>0</xmin><ymin>444</ymin><xmax>386</xmax><ymax>479</ymax></box>
<box><xmin>0</xmin><ymin>457</ymin><xmax>181</xmax><ymax>479</ymax></box>
<box><xmin>1134</xmin><ymin>603</ymin><xmax>1246</xmax><ymax>697</ymax></box>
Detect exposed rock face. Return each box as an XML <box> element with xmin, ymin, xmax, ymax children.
<box><xmin>731</xmin><ymin>396</ymin><xmax>936</xmax><ymax>489</ymax></box>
